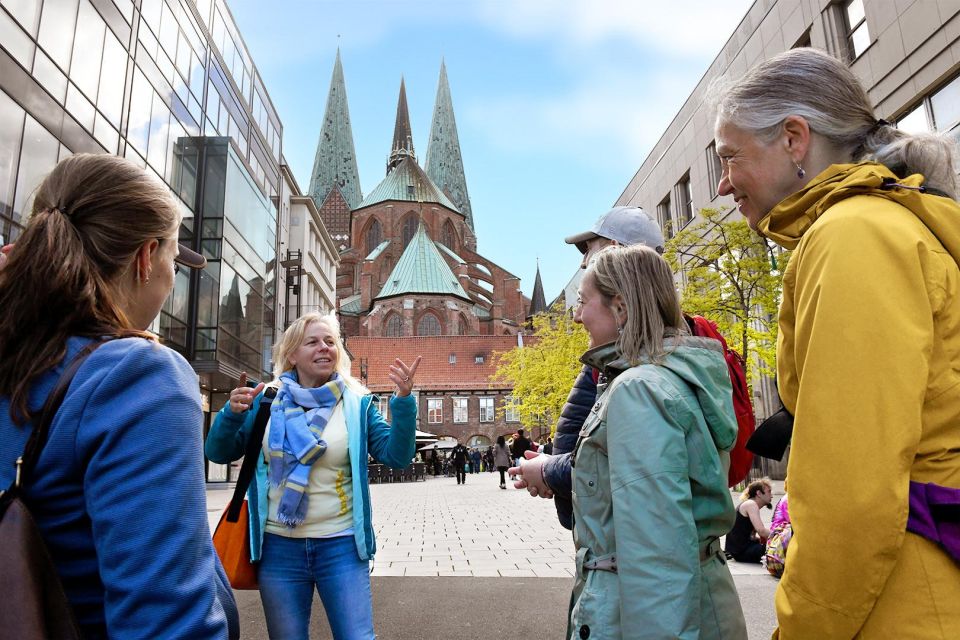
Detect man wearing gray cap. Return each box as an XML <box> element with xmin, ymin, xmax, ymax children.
<box><xmin>509</xmin><ymin>207</ymin><xmax>664</xmax><ymax>529</ymax></box>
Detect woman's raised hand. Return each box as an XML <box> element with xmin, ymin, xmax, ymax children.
<box><xmin>389</xmin><ymin>356</ymin><xmax>422</xmax><ymax>397</ymax></box>
<box><xmin>228</xmin><ymin>371</ymin><xmax>265</xmax><ymax>414</ymax></box>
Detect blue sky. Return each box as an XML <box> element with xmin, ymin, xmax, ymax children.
<box><xmin>228</xmin><ymin>0</ymin><xmax>753</xmax><ymax>301</ymax></box>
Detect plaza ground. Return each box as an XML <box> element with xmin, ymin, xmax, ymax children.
<box><xmin>208</xmin><ymin>472</ymin><xmax>781</xmax><ymax>638</ymax></box>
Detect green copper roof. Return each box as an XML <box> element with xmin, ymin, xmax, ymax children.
<box><xmin>357</xmin><ymin>156</ymin><xmax>459</xmax><ymax>211</ymax></box>
<box><xmin>425</xmin><ymin>61</ymin><xmax>474</xmax><ymax>230</ymax></box>
<box><xmin>435</xmin><ymin>241</ymin><xmax>466</xmax><ymax>264</ymax></box>
<box><xmin>340</xmin><ymin>293</ymin><xmax>361</xmax><ymax>314</ymax></box>
<box><xmin>309</xmin><ymin>50</ymin><xmax>362</xmax><ymax>210</ymax></box>
<box><xmin>365</xmin><ymin>240</ymin><xmax>389</xmax><ymax>261</ymax></box>
<box><xmin>375</xmin><ymin>223</ymin><xmax>470</xmax><ymax>301</ymax></box>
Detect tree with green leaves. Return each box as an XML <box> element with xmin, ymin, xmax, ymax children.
<box><xmin>664</xmin><ymin>207</ymin><xmax>788</xmax><ymax>386</ymax></box>
<box><xmin>491</xmin><ymin>305</ymin><xmax>589</xmax><ymax>438</ymax></box>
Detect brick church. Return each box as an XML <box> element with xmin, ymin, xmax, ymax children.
<box><xmin>307</xmin><ymin>52</ymin><xmax>549</xmax><ymax>447</ymax></box>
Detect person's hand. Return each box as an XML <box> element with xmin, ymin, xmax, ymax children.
<box><xmin>228</xmin><ymin>372</ymin><xmax>265</xmax><ymax>414</ymax></box>
<box><xmin>0</xmin><ymin>243</ymin><xmax>13</xmax><ymax>269</ymax></box>
<box><xmin>389</xmin><ymin>356</ymin><xmax>422</xmax><ymax>396</ymax></box>
<box><xmin>510</xmin><ymin>450</ymin><xmax>554</xmax><ymax>498</ymax></box>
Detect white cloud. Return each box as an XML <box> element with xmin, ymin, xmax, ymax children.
<box><xmin>471</xmin><ymin>0</ymin><xmax>752</xmax><ymax>57</ymax></box>
<box><xmin>463</xmin><ymin>68</ymin><xmax>701</xmax><ymax>170</ymax></box>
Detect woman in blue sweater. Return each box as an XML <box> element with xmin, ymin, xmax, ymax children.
<box><xmin>0</xmin><ymin>154</ymin><xmax>238</xmax><ymax>639</ymax></box>
<box><xmin>205</xmin><ymin>311</ymin><xmax>420</xmax><ymax>640</ymax></box>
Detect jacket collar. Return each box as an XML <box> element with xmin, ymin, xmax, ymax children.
<box><xmin>758</xmin><ymin>162</ymin><xmax>928</xmax><ymax>250</ymax></box>
<box><xmin>580</xmin><ymin>342</ymin><xmax>631</xmax><ymax>380</ymax></box>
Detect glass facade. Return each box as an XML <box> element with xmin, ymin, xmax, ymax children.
<box><xmin>1</xmin><ymin>0</ymin><xmax>284</xmax><ymax>481</ymax></box>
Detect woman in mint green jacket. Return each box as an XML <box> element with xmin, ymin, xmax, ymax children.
<box><xmin>205</xmin><ymin>312</ymin><xmax>419</xmax><ymax>640</ymax></box>
<box><xmin>569</xmin><ymin>245</ymin><xmax>747</xmax><ymax>640</ymax></box>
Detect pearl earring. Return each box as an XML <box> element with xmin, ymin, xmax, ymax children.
<box><xmin>796</xmin><ymin>162</ymin><xmax>806</xmax><ymax>179</ymax></box>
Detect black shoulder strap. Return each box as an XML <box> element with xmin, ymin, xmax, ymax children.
<box><xmin>225</xmin><ymin>386</ymin><xmax>277</xmax><ymax>522</ymax></box>
<box><xmin>12</xmin><ymin>340</ymin><xmax>107</xmax><ymax>495</ymax></box>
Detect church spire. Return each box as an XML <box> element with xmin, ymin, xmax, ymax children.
<box><xmin>309</xmin><ymin>49</ymin><xmax>362</xmax><ymax>210</ymax></box>
<box><xmin>528</xmin><ymin>262</ymin><xmax>548</xmax><ymax>316</ymax></box>
<box><xmin>425</xmin><ymin>60</ymin><xmax>473</xmax><ymax>230</ymax></box>
<box><xmin>387</xmin><ymin>77</ymin><xmax>415</xmax><ymax>173</ymax></box>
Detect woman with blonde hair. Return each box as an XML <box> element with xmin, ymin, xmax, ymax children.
<box><xmin>567</xmin><ymin>244</ymin><xmax>746</xmax><ymax>639</ymax></box>
<box><xmin>0</xmin><ymin>154</ymin><xmax>236</xmax><ymax>638</ymax></box>
<box><xmin>205</xmin><ymin>311</ymin><xmax>420</xmax><ymax>640</ymax></box>
<box><xmin>712</xmin><ymin>47</ymin><xmax>960</xmax><ymax>638</ymax></box>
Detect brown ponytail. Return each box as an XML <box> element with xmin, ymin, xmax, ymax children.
<box><xmin>0</xmin><ymin>154</ymin><xmax>179</xmax><ymax>423</ymax></box>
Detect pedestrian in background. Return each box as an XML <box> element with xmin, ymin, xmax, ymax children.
<box><xmin>493</xmin><ymin>435</ymin><xmax>511</xmax><ymax>490</ymax></box>
<box><xmin>567</xmin><ymin>244</ymin><xmax>746</xmax><ymax>639</ymax></box>
<box><xmin>205</xmin><ymin>312</ymin><xmax>420</xmax><ymax>640</ymax></box>
<box><xmin>450</xmin><ymin>440</ymin><xmax>469</xmax><ymax>485</ymax></box>
<box><xmin>712</xmin><ymin>47</ymin><xmax>960</xmax><ymax>637</ymax></box>
<box><xmin>509</xmin><ymin>428</ymin><xmax>532</xmax><ymax>468</ymax></box>
<box><xmin>470</xmin><ymin>447</ymin><xmax>481</xmax><ymax>475</ymax></box>
<box><xmin>0</xmin><ymin>154</ymin><xmax>237</xmax><ymax>639</ymax></box>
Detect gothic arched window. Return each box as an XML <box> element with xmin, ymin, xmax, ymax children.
<box><xmin>384</xmin><ymin>313</ymin><xmax>402</xmax><ymax>337</ymax></box>
<box><xmin>402</xmin><ymin>215</ymin><xmax>418</xmax><ymax>248</ymax></box>
<box><xmin>458</xmin><ymin>313</ymin><xmax>469</xmax><ymax>336</ymax></box>
<box><xmin>441</xmin><ymin>219</ymin><xmax>457</xmax><ymax>249</ymax></box>
<box><xmin>364</xmin><ymin>218</ymin><xmax>382</xmax><ymax>256</ymax></box>
<box><xmin>416</xmin><ymin>312</ymin><xmax>441</xmax><ymax>336</ymax></box>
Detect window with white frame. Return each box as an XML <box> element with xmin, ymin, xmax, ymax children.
<box><xmin>479</xmin><ymin>397</ymin><xmax>494</xmax><ymax>423</ymax></box>
<box><xmin>504</xmin><ymin>396</ymin><xmax>520</xmax><ymax>423</ymax></box>
<box><xmin>896</xmin><ymin>72</ymin><xmax>960</xmax><ymax>141</ymax></box>
<box><xmin>706</xmin><ymin>142</ymin><xmax>722</xmax><ymax>199</ymax></box>
<box><xmin>427</xmin><ymin>398</ymin><xmax>443</xmax><ymax>424</ymax></box>
<box><xmin>842</xmin><ymin>0</ymin><xmax>870</xmax><ymax>60</ymax></box>
<box><xmin>453</xmin><ymin>397</ymin><xmax>468</xmax><ymax>423</ymax></box>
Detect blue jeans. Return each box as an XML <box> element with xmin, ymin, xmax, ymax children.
<box><xmin>258</xmin><ymin>533</ymin><xmax>375</xmax><ymax>640</ymax></box>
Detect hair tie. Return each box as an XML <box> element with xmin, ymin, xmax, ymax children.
<box><xmin>868</xmin><ymin>118</ymin><xmax>890</xmax><ymax>135</ymax></box>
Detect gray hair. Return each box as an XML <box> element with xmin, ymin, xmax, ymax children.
<box><xmin>586</xmin><ymin>244</ymin><xmax>685</xmax><ymax>365</ymax></box>
<box><xmin>711</xmin><ymin>48</ymin><xmax>959</xmax><ymax>199</ymax></box>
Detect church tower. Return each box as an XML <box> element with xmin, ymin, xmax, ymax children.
<box><xmin>309</xmin><ymin>49</ymin><xmax>361</xmax><ymax>248</ymax></box>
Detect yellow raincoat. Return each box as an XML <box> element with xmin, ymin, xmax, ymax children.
<box><xmin>760</xmin><ymin>163</ymin><xmax>960</xmax><ymax>639</ymax></box>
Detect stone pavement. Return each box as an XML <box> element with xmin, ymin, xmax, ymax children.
<box><xmin>207</xmin><ymin>471</ymin><xmax>781</xmax><ymax>638</ymax></box>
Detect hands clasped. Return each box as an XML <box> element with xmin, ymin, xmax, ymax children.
<box><xmin>509</xmin><ymin>450</ymin><xmax>555</xmax><ymax>499</ymax></box>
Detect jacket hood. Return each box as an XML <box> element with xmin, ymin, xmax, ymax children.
<box><xmin>758</xmin><ymin>162</ymin><xmax>960</xmax><ymax>266</ymax></box>
<box><xmin>582</xmin><ymin>337</ymin><xmax>738</xmax><ymax>452</ymax></box>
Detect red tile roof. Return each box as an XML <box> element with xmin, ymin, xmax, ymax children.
<box><xmin>346</xmin><ymin>335</ymin><xmax>537</xmax><ymax>393</ymax></box>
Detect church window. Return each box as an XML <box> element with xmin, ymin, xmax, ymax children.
<box><xmin>458</xmin><ymin>313</ymin><xmax>469</xmax><ymax>335</ymax></box>
<box><xmin>384</xmin><ymin>313</ymin><xmax>402</xmax><ymax>337</ymax></box>
<box><xmin>441</xmin><ymin>220</ymin><xmax>457</xmax><ymax>249</ymax></box>
<box><xmin>402</xmin><ymin>216</ymin><xmax>418</xmax><ymax>248</ymax></box>
<box><xmin>364</xmin><ymin>219</ymin><xmax>382</xmax><ymax>256</ymax></box>
<box><xmin>416</xmin><ymin>313</ymin><xmax>441</xmax><ymax>336</ymax></box>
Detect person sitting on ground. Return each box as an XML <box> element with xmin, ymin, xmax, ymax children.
<box><xmin>725</xmin><ymin>478</ymin><xmax>773</xmax><ymax>563</ymax></box>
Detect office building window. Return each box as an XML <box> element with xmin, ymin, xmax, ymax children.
<box><xmin>657</xmin><ymin>196</ymin><xmax>673</xmax><ymax>239</ymax></box>
<box><xmin>706</xmin><ymin>142</ymin><xmax>722</xmax><ymax>199</ymax></box>
<box><xmin>453</xmin><ymin>397</ymin><xmax>468</xmax><ymax>423</ymax></box>
<box><xmin>479</xmin><ymin>397</ymin><xmax>494</xmax><ymax>423</ymax></box>
<box><xmin>427</xmin><ymin>398</ymin><xmax>442</xmax><ymax>424</ymax></box>
<box><xmin>675</xmin><ymin>173</ymin><xmax>693</xmax><ymax>228</ymax></box>
<box><xmin>896</xmin><ymin>72</ymin><xmax>960</xmax><ymax>139</ymax></box>
<box><xmin>843</xmin><ymin>0</ymin><xmax>870</xmax><ymax>60</ymax></box>
<box><xmin>504</xmin><ymin>396</ymin><xmax>520</xmax><ymax>423</ymax></box>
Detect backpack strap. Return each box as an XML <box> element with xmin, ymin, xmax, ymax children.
<box><xmin>225</xmin><ymin>387</ymin><xmax>277</xmax><ymax>522</ymax></box>
<box><xmin>7</xmin><ymin>340</ymin><xmax>108</xmax><ymax>498</ymax></box>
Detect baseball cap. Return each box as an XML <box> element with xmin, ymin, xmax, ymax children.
<box><xmin>564</xmin><ymin>206</ymin><xmax>665</xmax><ymax>254</ymax></box>
<box><xmin>175</xmin><ymin>243</ymin><xmax>207</xmax><ymax>269</ymax></box>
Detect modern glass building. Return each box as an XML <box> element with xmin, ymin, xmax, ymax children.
<box><xmin>1</xmin><ymin>0</ymin><xmax>285</xmax><ymax>479</ymax></box>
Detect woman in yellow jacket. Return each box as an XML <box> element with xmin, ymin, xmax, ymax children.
<box><xmin>712</xmin><ymin>48</ymin><xmax>960</xmax><ymax>639</ymax></box>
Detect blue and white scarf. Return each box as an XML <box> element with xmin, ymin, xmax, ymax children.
<box><xmin>268</xmin><ymin>370</ymin><xmax>346</xmax><ymax>527</ymax></box>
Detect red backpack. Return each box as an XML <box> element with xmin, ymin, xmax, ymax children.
<box><xmin>685</xmin><ymin>315</ymin><xmax>756</xmax><ymax>487</ymax></box>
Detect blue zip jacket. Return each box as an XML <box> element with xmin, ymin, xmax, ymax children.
<box><xmin>543</xmin><ymin>364</ymin><xmax>597</xmax><ymax>530</ymax></box>
<box><xmin>204</xmin><ymin>386</ymin><xmax>416</xmax><ymax>562</ymax></box>
<box><xmin>0</xmin><ymin>337</ymin><xmax>238</xmax><ymax>640</ymax></box>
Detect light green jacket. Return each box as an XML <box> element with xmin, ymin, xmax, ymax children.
<box><xmin>568</xmin><ymin>338</ymin><xmax>748</xmax><ymax>640</ymax></box>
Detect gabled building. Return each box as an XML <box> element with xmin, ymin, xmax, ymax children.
<box><xmin>308</xmin><ymin>54</ymin><xmax>533</xmax><ymax>445</ymax></box>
